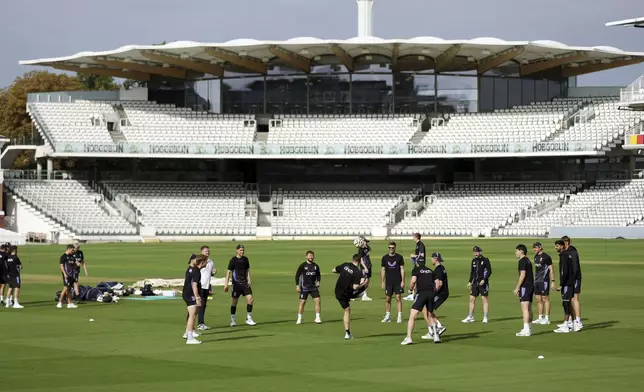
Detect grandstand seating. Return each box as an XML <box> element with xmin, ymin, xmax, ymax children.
<box><xmin>28</xmin><ymin>102</ymin><xmax>116</xmax><ymax>144</ymax></box>
<box><xmin>268</xmin><ymin>115</ymin><xmax>420</xmax><ymax>144</ymax></box>
<box><xmin>420</xmin><ymin>98</ymin><xmax>581</xmax><ymax>144</ymax></box>
<box><xmin>5</xmin><ymin>180</ymin><xmax>136</xmax><ymax>235</ymax></box>
<box><xmin>271</xmin><ymin>186</ymin><xmax>420</xmax><ymax>236</ymax></box>
<box><xmin>103</xmin><ymin>182</ymin><xmax>257</xmax><ymax>236</ymax></box>
<box><xmin>120</xmin><ymin>101</ymin><xmax>256</xmax><ymax>144</ymax></box>
<box><xmin>392</xmin><ymin>182</ymin><xmax>580</xmax><ymax>237</ymax></box>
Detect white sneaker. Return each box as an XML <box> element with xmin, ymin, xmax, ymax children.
<box><xmin>554</xmin><ymin>325</ymin><xmax>570</xmax><ymax>334</ymax></box>
<box><xmin>532</xmin><ymin>318</ymin><xmax>544</xmax><ymax>324</ymax></box>
<box><xmin>186</xmin><ymin>338</ymin><xmax>202</xmax><ymax>345</ymax></box>
<box><xmin>67</xmin><ymin>303</ymin><xmax>78</xmax><ymax>309</ymax></box>
<box><xmin>396</xmin><ymin>316</ymin><xmax>403</xmax><ymax>324</ymax></box>
<box><xmin>56</xmin><ymin>303</ymin><xmax>63</xmax><ymax>309</ymax></box>
<box><xmin>5</xmin><ymin>301</ymin><xmax>11</xmax><ymax>308</ymax></box>
<box><xmin>361</xmin><ymin>295</ymin><xmax>372</xmax><ymax>301</ymax></box>
<box><xmin>461</xmin><ymin>316</ymin><xmax>475</xmax><ymax>323</ymax></box>
<box><xmin>230</xmin><ymin>319</ymin><xmax>237</xmax><ymax>327</ymax></box>
<box><xmin>400</xmin><ymin>337</ymin><xmax>413</xmax><ymax>345</ymax></box>
<box><xmin>296</xmin><ymin>319</ymin><xmax>302</xmax><ymax>325</ymax></box>
<box><xmin>482</xmin><ymin>318</ymin><xmax>488</xmax><ymax>324</ymax></box>
<box><xmin>433</xmin><ymin>332</ymin><xmax>442</xmax><ymax>344</ymax></box>
<box><xmin>246</xmin><ymin>318</ymin><xmax>257</xmax><ymax>326</ymax></box>
<box><xmin>197</xmin><ymin>324</ymin><xmax>210</xmax><ymax>331</ymax></box>
<box><xmin>344</xmin><ymin>332</ymin><xmax>353</xmax><ymax>340</ymax></box>
<box><xmin>12</xmin><ymin>303</ymin><xmax>24</xmax><ymax>309</ymax></box>
<box><xmin>403</xmin><ymin>294</ymin><xmax>415</xmax><ymax>301</ymax></box>
<box><xmin>314</xmin><ymin>317</ymin><xmax>322</xmax><ymax>324</ymax></box>
<box><xmin>516</xmin><ymin>329</ymin><xmax>531</xmax><ymax>337</ymax></box>
<box><xmin>437</xmin><ymin>326</ymin><xmax>447</xmax><ymax>336</ymax></box>
<box><xmin>421</xmin><ymin>332</ymin><xmax>433</xmax><ymax>340</ymax></box>
<box><xmin>572</xmin><ymin>322</ymin><xmax>582</xmax><ymax>332</ymax></box>
<box><xmin>541</xmin><ymin>319</ymin><xmax>551</xmax><ymax>325</ymax></box>
<box><xmin>182</xmin><ymin>331</ymin><xmax>200</xmax><ymax>339</ymax></box>
<box><xmin>381</xmin><ymin>316</ymin><xmax>391</xmax><ymax>323</ymax></box>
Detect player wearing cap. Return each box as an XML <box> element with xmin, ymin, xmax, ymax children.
<box><xmin>295</xmin><ymin>250</ymin><xmax>322</xmax><ymax>324</ymax></box>
<box><xmin>197</xmin><ymin>246</ymin><xmax>216</xmax><ymax>331</ymax></box>
<box><xmin>333</xmin><ymin>254</ymin><xmax>369</xmax><ymax>339</ymax></box>
<box><xmin>356</xmin><ymin>236</ymin><xmax>373</xmax><ymax>301</ymax></box>
<box><xmin>462</xmin><ymin>245</ymin><xmax>492</xmax><ymax>323</ymax></box>
<box><xmin>380</xmin><ymin>241</ymin><xmax>405</xmax><ymax>323</ymax></box>
<box><xmin>0</xmin><ymin>244</ymin><xmax>8</xmax><ymax>305</ymax></box>
<box><xmin>183</xmin><ymin>254</ymin><xmax>207</xmax><ymax>345</ymax></box>
<box><xmin>224</xmin><ymin>244</ymin><xmax>257</xmax><ymax>327</ymax></box>
<box><xmin>514</xmin><ymin>245</ymin><xmax>534</xmax><ymax>337</ymax></box>
<box><xmin>404</xmin><ymin>233</ymin><xmax>426</xmax><ymax>301</ymax></box>
<box><xmin>561</xmin><ymin>236</ymin><xmax>583</xmax><ymax>330</ymax></box>
<box><xmin>553</xmin><ymin>240</ymin><xmax>579</xmax><ymax>333</ymax></box>
<box><xmin>532</xmin><ymin>242</ymin><xmax>554</xmax><ymax>325</ymax></box>
<box><xmin>401</xmin><ymin>256</ymin><xmax>439</xmax><ymax>345</ymax></box>
<box><xmin>422</xmin><ymin>252</ymin><xmax>449</xmax><ymax>340</ymax></box>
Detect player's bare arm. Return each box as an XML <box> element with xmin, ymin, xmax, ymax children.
<box><xmin>514</xmin><ymin>271</ymin><xmax>526</xmax><ymax>296</ymax></box>
<box><xmin>224</xmin><ymin>270</ymin><xmax>231</xmax><ymax>292</ymax></box>
<box><xmin>380</xmin><ymin>267</ymin><xmax>386</xmax><ymax>289</ymax></box>
<box><xmin>400</xmin><ymin>265</ymin><xmax>405</xmax><ymax>288</ymax></box>
<box><xmin>192</xmin><ymin>280</ymin><xmax>201</xmax><ymax>307</ymax></box>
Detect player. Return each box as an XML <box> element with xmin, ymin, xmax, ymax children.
<box><xmin>356</xmin><ymin>236</ymin><xmax>373</xmax><ymax>301</ymax></box>
<box><xmin>57</xmin><ymin>245</ymin><xmax>78</xmax><ymax>309</ymax></box>
<box><xmin>404</xmin><ymin>233</ymin><xmax>426</xmax><ymax>301</ymax></box>
<box><xmin>422</xmin><ymin>252</ymin><xmax>449</xmax><ymax>340</ymax></box>
<box><xmin>462</xmin><ymin>245</ymin><xmax>492</xmax><ymax>323</ymax></box>
<box><xmin>562</xmin><ymin>236</ymin><xmax>583</xmax><ymax>330</ymax></box>
<box><xmin>4</xmin><ymin>246</ymin><xmax>23</xmax><ymax>309</ymax></box>
<box><xmin>72</xmin><ymin>241</ymin><xmax>88</xmax><ymax>302</ymax></box>
<box><xmin>183</xmin><ymin>254</ymin><xmax>207</xmax><ymax>345</ymax></box>
<box><xmin>401</xmin><ymin>256</ymin><xmax>439</xmax><ymax>345</ymax></box>
<box><xmin>197</xmin><ymin>245</ymin><xmax>216</xmax><ymax>331</ymax></box>
<box><xmin>224</xmin><ymin>244</ymin><xmax>256</xmax><ymax>326</ymax></box>
<box><xmin>513</xmin><ymin>245</ymin><xmax>534</xmax><ymax>337</ymax></box>
<box><xmin>532</xmin><ymin>242</ymin><xmax>554</xmax><ymax>325</ymax></box>
<box><xmin>332</xmin><ymin>254</ymin><xmax>369</xmax><ymax>340</ymax></box>
<box><xmin>553</xmin><ymin>239</ymin><xmax>579</xmax><ymax>333</ymax></box>
<box><xmin>380</xmin><ymin>241</ymin><xmax>405</xmax><ymax>323</ymax></box>
<box><xmin>295</xmin><ymin>250</ymin><xmax>321</xmax><ymax>324</ymax></box>
<box><xmin>0</xmin><ymin>244</ymin><xmax>8</xmax><ymax>305</ymax></box>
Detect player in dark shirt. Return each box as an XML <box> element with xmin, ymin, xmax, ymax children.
<box><xmin>0</xmin><ymin>245</ymin><xmax>8</xmax><ymax>305</ymax></box>
<box><xmin>224</xmin><ymin>244</ymin><xmax>256</xmax><ymax>327</ymax></box>
<box><xmin>514</xmin><ymin>245</ymin><xmax>534</xmax><ymax>337</ymax></box>
<box><xmin>295</xmin><ymin>250</ymin><xmax>322</xmax><ymax>324</ymax></box>
<box><xmin>71</xmin><ymin>242</ymin><xmax>88</xmax><ymax>301</ymax></box>
<box><xmin>463</xmin><ymin>245</ymin><xmax>492</xmax><ymax>323</ymax></box>
<box><xmin>380</xmin><ymin>241</ymin><xmax>405</xmax><ymax>323</ymax></box>
<box><xmin>356</xmin><ymin>236</ymin><xmax>373</xmax><ymax>301</ymax></box>
<box><xmin>4</xmin><ymin>246</ymin><xmax>24</xmax><ymax>309</ymax></box>
<box><xmin>183</xmin><ymin>254</ymin><xmax>207</xmax><ymax>345</ymax></box>
<box><xmin>424</xmin><ymin>252</ymin><xmax>449</xmax><ymax>340</ymax></box>
<box><xmin>401</xmin><ymin>257</ymin><xmax>440</xmax><ymax>345</ymax></box>
<box><xmin>332</xmin><ymin>254</ymin><xmax>368</xmax><ymax>339</ymax></box>
<box><xmin>57</xmin><ymin>245</ymin><xmax>79</xmax><ymax>309</ymax></box>
<box><xmin>562</xmin><ymin>236</ymin><xmax>583</xmax><ymax>330</ymax></box>
<box><xmin>532</xmin><ymin>242</ymin><xmax>555</xmax><ymax>325</ymax></box>
<box><xmin>554</xmin><ymin>240</ymin><xmax>578</xmax><ymax>333</ymax></box>
<box><xmin>404</xmin><ymin>233</ymin><xmax>426</xmax><ymax>301</ymax></box>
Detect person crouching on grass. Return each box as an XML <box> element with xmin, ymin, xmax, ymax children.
<box><xmin>183</xmin><ymin>254</ymin><xmax>207</xmax><ymax>345</ymax></box>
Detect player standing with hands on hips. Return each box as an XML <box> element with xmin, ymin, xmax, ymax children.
<box><xmin>224</xmin><ymin>245</ymin><xmax>257</xmax><ymax>327</ymax></box>
<box><xmin>295</xmin><ymin>250</ymin><xmax>322</xmax><ymax>324</ymax></box>
<box><xmin>462</xmin><ymin>246</ymin><xmax>492</xmax><ymax>323</ymax></box>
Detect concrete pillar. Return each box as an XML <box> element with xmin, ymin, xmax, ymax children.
<box><xmin>47</xmin><ymin>158</ymin><xmax>53</xmax><ymax>180</ymax></box>
<box><xmin>36</xmin><ymin>161</ymin><xmax>43</xmax><ymax>179</ymax></box>
<box><xmin>628</xmin><ymin>155</ymin><xmax>636</xmax><ymax>178</ymax></box>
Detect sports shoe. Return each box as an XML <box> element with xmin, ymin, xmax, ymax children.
<box><xmin>554</xmin><ymin>325</ymin><xmax>570</xmax><ymax>334</ymax></box>
<box><xmin>314</xmin><ymin>317</ymin><xmax>322</xmax><ymax>324</ymax></box>
<box><xmin>400</xmin><ymin>337</ymin><xmax>413</xmax><ymax>345</ymax></box>
<box><xmin>532</xmin><ymin>318</ymin><xmax>544</xmax><ymax>324</ymax></box>
<box><xmin>482</xmin><ymin>318</ymin><xmax>488</xmax><ymax>324</ymax></box>
<box><xmin>541</xmin><ymin>319</ymin><xmax>551</xmax><ymax>325</ymax></box>
<box><xmin>433</xmin><ymin>332</ymin><xmax>442</xmax><ymax>344</ymax></box>
<box><xmin>186</xmin><ymin>338</ymin><xmax>202</xmax><ymax>345</ymax></box>
<box><xmin>396</xmin><ymin>316</ymin><xmax>403</xmax><ymax>324</ymax></box>
<box><xmin>344</xmin><ymin>333</ymin><xmax>353</xmax><ymax>340</ymax></box>
<box><xmin>461</xmin><ymin>316</ymin><xmax>475</xmax><ymax>323</ymax></box>
<box><xmin>381</xmin><ymin>315</ymin><xmax>391</xmax><ymax>323</ymax></box>
<box><xmin>246</xmin><ymin>318</ymin><xmax>257</xmax><ymax>326</ymax></box>
<box><xmin>361</xmin><ymin>295</ymin><xmax>372</xmax><ymax>301</ymax></box>
<box><xmin>230</xmin><ymin>319</ymin><xmax>237</xmax><ymax>327</ymax></box>
<box><xmin>557</xmin><ymin>321</ymin><xmax>573</xmax><ymax>329</ymax></box>
<box><xmin>572</xmin><ymin>322</ymin><xmax>582</xmax><ymax>332</ymax></box>
<box><xmin>56</xmin><ymin>303</ymin><xmax>63</xmax><ymax>309</ymax></box>
<box><xmin>183</xmin><ymin>331</ymin><xmax>200</xmax><ymax>339</ymax></box>
<box><xmin>516</xmin><ymin>329</ymin><xmax>531</xmax><ymax>337</ymax></box>
<box><xmin>437</xmin><ymin>326</ymin><xmax>447</xmax><ymax>336</ymax></box>
<box><xmin>296</xmin><ymin>319</ymin><xmax>302</xmax><ymax>325</ymax></box>
<box><xmin>12</xmin><ymin>303</ymin><xmax>24</xmax><ymax>309</ymax></box>
<box><xmin>67</xmin><ymin>303</ymin><xmax>78</xmax><ymax>309</ymax></box>
<box><xmin>197</xmin><ymin>324</ymin><xmax>210</xmax><ymax>331</ymax></box>
<box><xmin>5</xmin><ymin>301</ymin><xmax>12</xmax><ymax>308</ymax></box>
<box><xmin>421</xmin><ymin>332</ymin><xmax>433</xmax><ymax>340</ymax></box>
<box><xmin>403</xmin><ymin>293</ymin><xmax>415</xmax><ymax>301</ymax></box>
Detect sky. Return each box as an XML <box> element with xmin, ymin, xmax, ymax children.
<box><xmin>1</xmin><ymin>0</ymin><xmax>644</xmax><ymax>88</ymax></box>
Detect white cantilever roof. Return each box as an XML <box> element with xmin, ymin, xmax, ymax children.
<box><xmin>606</xmin><ymin>17</ymin><xmax>644</xmax><ymax>28</ymax></box>
<box><xmin>19</xmin><ymin>36</ymin><xmax>644</xmax><ymax>81</ymax></box>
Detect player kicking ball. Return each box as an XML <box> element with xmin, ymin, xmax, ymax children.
<box><xmin>401</xmin><ymin>257</ymin><xmax>440</xmax><ymax>345</ymax></box>
<box><xmin>333</xmin><ymin>254</ymin><xmax>369</xmax><ymax>340</ymax></box>
<box><xmin>295</xmin><ymin>250</ymin><xmax>322</xmax><ymax>324</ymax></box>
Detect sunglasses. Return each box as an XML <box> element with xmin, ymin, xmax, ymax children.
<box><xmin>388</xmin><ymin>246</ymin><xmax>395</xmax><ymax>249</ymax></box>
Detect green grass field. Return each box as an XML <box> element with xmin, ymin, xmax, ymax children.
<box><xmin>2</xmin><ymin>238</ymin><xmax>643</xmax><ymax>392</ymax></box>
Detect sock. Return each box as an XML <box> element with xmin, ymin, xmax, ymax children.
<box><xmin>468</xmin><ymin>312</ymin><xmax>473</xmax><ymax>318</ymax></box>
<box><xmin>187</xmin><ymin>330</ymin><xmax>193</xmax><ymax>339</ymax></box>
<box><xmin>523</xmin><ymin>323</ymin><xmax>530</xmax><ymax>331</ymax></box>
<box><xmin>345</xmin><ymin>329</ymin><xmax>351</xmax><ymax>335</ymax></box>
<box><xmin>436</xmin><ymin>321</ymin><xmax>443</xmax><ymax>328</ymax></box>
<box><xmin>363</xmin><ymin>291</ymin><xmax>368</xmax><ymax>297</ymax></box>
<box><xmin>397</xmin><ymin>312</ymin><xmax>402</xmax><ymax>319</ymax></box>
<box><xmin>315</xmin><ymin>313</ymin><xmax>320</xmax><ymax>319</ymax></box>
<box><xmin>247</xmin><ymin>304</ymin><xmax>253</xmax><ymax>314</ymax></box>
<box><xmin>575</xmin><ymin>317</ymin><xmax>581</xmax><ymax>323</ymax></box>
<box><xmin>538</xmin><ymin>314</ymin><xmax>543</xmax><ymax>319</ymax></box>
<box><xmin>231</xmin><ymin>305</ymin><xmax>237</xmax><ymax>316</ymax></box>
<box><xmin>0</xmin><ymin>295</ymin><xmax>3</xmax><ymax>301</ymax></box>
<box><xmin>428</xmin><ymin>326</ymin><xmax>433</xmax><ymax>333</ymax></box>
<box><xmin>297</xmin><ymin>314</ymin><xmax>302</xmax><ymax>321</ymax></box>
<box><xmin>544</xmin><ymin>315</ymin><xmax>549</xmax><ymax>321</ymax></box>
<box><xmin>483</xmin><ymin>312</ymin><xmax>488</xmax><ymax>319</ymax></box>
<box><xmin>385</xmin><ymin>312</ymin><xmax>390</xmax><ymax>318</ymax></box>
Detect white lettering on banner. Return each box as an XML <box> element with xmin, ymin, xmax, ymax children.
<box><xmin>279</xmin><ymin>145</ymin><xmax>319</xmax><ymax>155</ymax></box>
<box><xmin>408</xmin><ymin>145</ymin><xmax>448</xmax><ymax>154</ymax></box>
<box><xmin>83</xmin><ymin>144</ymin><xmax>124</xmax><ymax>153</ymax></box>
<box><xmin>470</xmin><ymin>144</ymin><xmax>509</xmax><ymax>153</ymax></box>
<box><xmin>148</xmin><ymin>145</ymin><xmax>190</xmax><ymax>154</ymax></box>
<box><xmin>213</xmin><ymin>145</ymin><xmax>254</xmax><ymax>154</ymax></box>
<box><xmin>532</xmin><ymin>142</ymin><xmax>570</xmax><ymax>152</ymax></box>
<box><xmin>344</xmin><ymin>145</ymin><xmax>384</xmax><ymax>154</ymax></box>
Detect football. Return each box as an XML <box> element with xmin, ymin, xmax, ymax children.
<box><xmin>353</xmin><ymin>237</ymin><xmax>362</xmax><ymax>247</ymax></box>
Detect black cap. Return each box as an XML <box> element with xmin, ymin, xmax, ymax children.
<box><xmin>236</xmin><ymin>244</ymin><xmax>245</xmax><ymax>250</ymax></box>
<box><xmin>532</xmin><ymin>242</ymin><xmax>543</xmax><ymax>248</ymax></box>
<box><xmin>473</xmin><ymin>246</ymin><xmax>482</xmax><ymax>252</ymax></box>
<box><xmin>431</xmin><ymin>252</ymin><xmax>444</xmax><ymax>262</ymax></box>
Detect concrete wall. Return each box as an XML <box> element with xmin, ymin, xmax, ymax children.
<box><xmin>549</xmin><ymin>226</ymin><xmax>644</xmax><ymax>239</ymax></box>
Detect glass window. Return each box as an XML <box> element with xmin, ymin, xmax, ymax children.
<box><xmin>535</xmin><ymin>80</ymin><xmax>548</xmax><ymax>102</ymax></box>
<box><xmin>393</xmin><ymin>73</ymin><xmax>434</xmax><ymax>115</ymax></box>
<box><xmin>309</xmin><ymin>64</ymin><xmax>350</xmax><ymax>114</ymax></box>
<box><xmin>265</xmin><ymin>74</ymin><xmax>307</xmax><ymax>114</ymax></box>
<box><xmin>508</xmin><ymin>78</ymin><xmax>522</xmax><ymax>108</ymax></box>
<box><xmin>222</xmin><ymin>76</ymin><xmax>264</xmax><ymax>114</ymax></box>
<box><xmin>478</xmin><ymin>77</ymin><xmax>494</xmax><ymax>112</ymax></box>
<box><xmin>521</xmin><ymin>79</ymin><xmax>535</xmax><ymax>105</ymax></box>
<box><xmin>437</xmin><ymin>74</ymin><xmax>478</xmax><ymax>113</ymax></box>
<box><xmin>493</xmin><ymin>78</ymin><xmax>508</xmax><ymax>110</ymax></box>
<box><xmin>351</xmin><ymin>65</ymin><xmax>393</xmax><ymax>114</ymax></box>
<box><xmin>548</xmin><ymin>80</ymin><xmax>562</xmax><ymax>100</ymax></box>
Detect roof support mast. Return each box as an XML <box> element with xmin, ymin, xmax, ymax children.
<box><xmin>357</xmin><ymin>0</ymin><xmax>374</xmax><ymax>37</ymax></box>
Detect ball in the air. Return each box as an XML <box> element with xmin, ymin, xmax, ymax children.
<box><xmin>353</xmin><ymin>237</ymin><xmax>362</xmax><ymax>247</ymax></box>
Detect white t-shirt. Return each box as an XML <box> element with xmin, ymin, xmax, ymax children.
<box><xmin>200</xmin><ymin>259</ymin><xmax>215</xmax><ymax>290</ymax></box>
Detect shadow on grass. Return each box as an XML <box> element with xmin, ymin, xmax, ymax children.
<box><xmin>531</xmin><ymin>320</ymin><xmax>618</xmax><ymax>336</ymax></box>
<box><xmin>487</xmin><ymin>316</ymin><xmax>523</xmax><ymax>323</ymax></box>
<box><xmin>442</xmin><ymin>330</ymin><xmax>492</xmax><ymax>342</ymax></box>
<box><xmin>210</xmin><ymin>334</ymin><xmax>275</xmax><ymax>342</ymax></box>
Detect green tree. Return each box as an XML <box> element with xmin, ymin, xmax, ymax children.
<box><xmin>76</xmin><ymin>74</ymin><xmax>119</xmax><ymax>91</ymax></box>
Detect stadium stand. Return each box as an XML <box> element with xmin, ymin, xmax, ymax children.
<box><xmin>5</xmin><ymin>180</ymin><xmax>136</xmax><ymax>235</ymax></box>
<box><xmin>271</xmin><ymin>186</ymin><xmax>421</xmax><ymax>235</ymax></box>
<box><xmin>268</xmin><ymin>115</ymin><xmax>420</xmax><ymax>144</ymax></box>
<box><xmin>28</xmin><ymin>102</ymin><xmax>116</xmax><ymax>144</ymax></box>
<box><xmin>392</xmin><ymin>182</ymin><xmax>581</xmax><ymax>237</ymax></box>
<box><xmin>102</xmin><ymin>182</ymin><xmax>257</xmax><ymax>235</ymax></box>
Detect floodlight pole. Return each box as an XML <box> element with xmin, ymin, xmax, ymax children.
<box><xmin>356</xmin><ymin>0</ymin><xmax>374</xmax><ymax>37</ymax></box>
